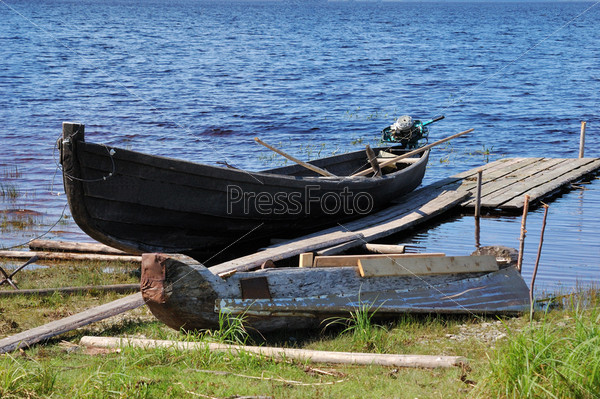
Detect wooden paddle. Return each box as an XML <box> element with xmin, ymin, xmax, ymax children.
<box><xmin>351</xmin><ymin>128</ymin><xmax>475</xmax><ymax>177</ymax></box>
<box><xmin>254</xmin><ymin>137</ymin><xmax>336</xmax><ymax>177</ymax></box>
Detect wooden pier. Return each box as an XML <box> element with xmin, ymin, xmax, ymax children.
<box><xmin>211</xmin><ymin>157</ymin><xmax>600</xmax><ymax>275</ymax></box>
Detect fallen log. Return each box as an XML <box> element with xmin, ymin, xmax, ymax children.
<box><xmin>363</xmin><ymin>243</ymin><xmax>406</xmax><ymax>254</ymax></box>
<box><xmin>0</xmin><ymin>284</ymin><xmax>139</xmax><ymax>297</ymax></box>
<box><xmin>29</xmin><ymin>239</ymin><xmax>129</xmax><ymax>255</ymax></box>
<box><xmin>79</xmin><ymin>336</ymin><xmax>467</xmax><ymax>369</ymax></box>
<box><xmin>0</xmin><ymin>250</ymin><xmax>141</xmax><ymax>263</ymax></box>
<box><xmin>0</xmin><ymin>293</ymin><xmax>144</xmax><ymax>354</ymax></box>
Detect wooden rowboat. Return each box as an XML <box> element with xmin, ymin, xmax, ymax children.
<box><xmin>59</xmin><ymin>122</ymin><xmax>429</xmax><ymax>259</ymax></box>
<box><xmin>141</xmin><ymin>250</ymin><xmax>530</xmax><ymax>333</ymax></box>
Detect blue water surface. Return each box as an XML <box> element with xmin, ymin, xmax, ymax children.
<box><xmin>1</xmin><ymin>0</ymin><xmax>598</xmax><ymax>292</ymax></box>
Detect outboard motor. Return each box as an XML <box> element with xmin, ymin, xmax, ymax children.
<box><xmin>382</xmin><ymin>115</ymin><xmax>445</xmax><ymax>149</ymax></box>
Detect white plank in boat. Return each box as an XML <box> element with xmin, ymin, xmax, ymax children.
<box><xmin>357</xmin><ymin>255</ymin><xmax>498</xmax><ymax>277</ymax></box>
<box><xmin>501</xmin><ymin>158</ymin><xmax>600</xmax><ymax>209</ymax></box>
<box><xmin>313</xmin><ymin>253</ymin><xmax>445</xmax><ymax>267</ymax></box>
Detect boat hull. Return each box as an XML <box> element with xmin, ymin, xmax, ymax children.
<box><xmin>60</xmin><ymin>123</ymin><xmax>428</xmax><ymax>258</ymax></box>
<box><xmin>141</xmin><ymin>253</ymin><xmax>531</xmax><ymax>332</ymax></box>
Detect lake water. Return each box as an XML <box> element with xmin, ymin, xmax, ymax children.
<box><xmin>1</xmin><ymin>0</ymin><xmax>598</xmax><ymax>293</ymax></box>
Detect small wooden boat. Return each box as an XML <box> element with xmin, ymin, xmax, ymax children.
<box><xmin>140</xmin><ymin>249</ymin><xmax>530</xmax><ymax>333</ymax></box>
<box><xmin>59</xmin><ymin>122</ymin><xmax>429</xmax><ymax>258</ymax></box>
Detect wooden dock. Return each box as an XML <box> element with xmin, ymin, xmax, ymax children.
<box><xmin>210</xmin><ymin>157</ymin><xmax>600</xmax><ymax>275</ymax></box>
<box><xmin>441</xmin><ymin>157</ymin><xmax>600</xmax><ymax>210</ymax></box>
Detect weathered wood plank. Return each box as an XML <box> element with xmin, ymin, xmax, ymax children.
<box><xmin>314</xmin><ymin>253</ymin><xmax>445</xmax><ymax>267</ymax></box>
<box><xmin>469</xmin><ymin>158</ymin><xmax>569</xmax><ymax>208</ymax></box>
<box><xmin>0</xmin><ymin>250</ymin><xmax>141</xmax><ymax>263</ymax></box>
<box><xmin>0</xmin><ymin>293</ymin><xmax>144</xmax><ymax>354</ymax></box>
<box><xmin>210</xmin><ymin>231</ymin><xmax>364</xmax><ymax>275</ymax></box>
<box><xmin>357</xmin><ymin>255</ymin><xmax>498</xmax><ymax>277</ymax></box>
<box><xmin>358</xmin><ymin>190</ymin><xmax>470</xmax><ymax>242</ymax></box>
<box><xmin>501</xmin><ymin>158</ymin><xmax>600</xmax><ymax>208</ymax></box>
<box><xmin>29</xmin><ymin>239</ymin><xmax>128</xmax><ymax>255</ymax></box>
<box><xmin>0</xmin><ymin>284</ymin><xmax>139</xmax><ymax>297</ymax></box>
<box><xmin>456</xmin><ymin>158</ymin><xmax>548</xmax><ymax>201</ymax></box>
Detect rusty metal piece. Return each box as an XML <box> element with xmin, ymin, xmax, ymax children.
<box><xmin>141</xmin><ymin>254</ymin><xmax>167</xmax><ymax>304</ymax></box>
<box><xmin>240</xmin><ymin>277</ymin><xmax>271</xmax><ymax>299</ymax></box>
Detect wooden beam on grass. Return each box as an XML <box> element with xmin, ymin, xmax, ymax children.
<box><xmin>0</xmin><ymin>250</ymin><xmax>141</xmax><ymax>263</ymax></box>
<box><xmin>29</xmin><ymin>239</ymin><xmax>129</xmax><ymax>255</ymax></box>
<box><xmin>0</xmin><ymin>293</ymin><xmax>144</xmax><ymax>354</ymax></box>
<box><xmin>80</xmin><ymin>336</ymin><xmax>467</xmax><ymax>369</ymax></box>
<box><xmin>0</xmin><ymin>284</ymin><xmax>139</xmax><ymax>297</ymax></box>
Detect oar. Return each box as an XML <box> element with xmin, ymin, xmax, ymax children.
<box><xmin>351</xmin><ymin>128</ymin><xmax>474</xmax><ymax>177</ymax></box>
<box><xmin>254</xmin><ymin>137</ymin><xmax>336</xmax><ymax>177</ymax></box>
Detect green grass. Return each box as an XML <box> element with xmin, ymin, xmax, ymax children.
<box><xmin>476</xmin><ymin>303</ymin><xmax>600</xmax><ymax>398</ymax></box>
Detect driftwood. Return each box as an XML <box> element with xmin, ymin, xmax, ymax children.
<box><xmin>0</xmin><ymin>284</ymin><xmax>139</xmax><ymax>297</ymax></box>
<box><xmin>79</xmin><ymin>336</ymin><xmax>467</xmax><ymax>369</ymax></box>
<box><xmin>29</xmin><ymin>239</ymin><xmax>128</xmax><ymax>255</ymax></box>
<box><xmin>0</xmin><ymin>293</ymin><xmax>144</xmax><ymax>354</ymax></box>
<box><xmin>0</xmin><ymin>250</ymin><xmax>141</xmax><ymax>263</ymax></box>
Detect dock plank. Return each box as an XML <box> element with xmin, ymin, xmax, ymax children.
<box><xmin>475</xmin><ymin>158</ymin><xmax>572</xmax><ymax>208</ymax></box>
<box><xmin>501</xmin><ymin>158</ymin><xmax>600</xmax><ymax>209</ymax></box>
<box><xmin>465</xmin><ymin>158</ymin><xmax>568</xmax><ymax>208</ymax></box>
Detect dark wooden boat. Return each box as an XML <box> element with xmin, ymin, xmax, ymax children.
<box><xmin>140</xmin><ymin>251</ymin><xmax>530</xmax><ymax>333</ymax></box>
<box><xmin>59</xmin><ymin>122</ymin><xmax>429</xmax><ymax>258</ymax></box>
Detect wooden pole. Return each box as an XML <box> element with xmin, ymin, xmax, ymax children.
<box><xmin>474</xmin><ymin>169</ymin><xmax>483</xmax><ymax>249</ymax></box>
<box><xmin>579</xmin><ymin>121</ymin><xmax>587</xmax><ymax>158</ymax></box>
<box><xmin>530</xmin><ymin>204</ymin><xmax>549</xmax><ymax>320</ymax></box>
<box><xmin>474</xmin><ymin>169</ymin><xmax>483</xmax><ymax>219</ymax></box>
<box><xmin>517</xmin><ymin>194</ymin><xmax>530</xmax><ymax>273</ymax></box>
<box><xmin>0</xmin><ymin>284</ymin><xmax>139</xmax><ymax>297</ymax></box>
<box><xmin>365</xmin><ymin>145</ymin><xmax>381</xmax><ymax>177</ymax></box>
<box><xmin>351</xmin><ymin>128</ymin><xmax>474</xmax><ymax>177</ymax></box>
<box><xmin>80</xmin><ymin>336</ymin><xmax>467</xmax><ymax>369</ymax></box>
<box><xmin>254</xmin><ymin>137</ymin><xmax>336</xmax><ymax>177</ymax></box>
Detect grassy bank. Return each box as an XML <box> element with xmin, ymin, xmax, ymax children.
<box><xmin>0</xmin><ymin>260</ymin><xmax>598</xmax><ymax>398</ymax></box>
